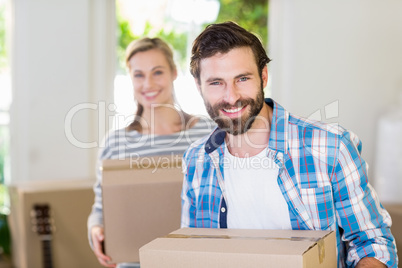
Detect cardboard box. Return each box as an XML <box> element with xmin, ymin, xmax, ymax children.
<box><xmin>8</xmin><ymin>179</ymin><xmax>103</xmax><ymax>268</ymax></box>
<box><xmin>140</xmin><ymin>228</ymin><xmax>336</xmax><ymax>268</ymax></box>
<box><xmin>383</xmin><ymin>203</ymin><xmax>402</xmax><ymax>263</ymax></box>
<box><xmin>102</xmin><ymin>155</ymin><xmax>183</xmax><ymax>263</ymax></box>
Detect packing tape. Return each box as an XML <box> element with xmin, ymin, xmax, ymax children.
<box><xmin>164</xmin><ymin>233</ymin><xmax>320</xmax><ymax>242</ymax></box>
<box><xmin>317</xmin><ymin>238</ymin><xmax>325</xmax><ymax>263</ymax></box>
<box><xmin>165</xmin><ymin>233</ymin><xmax>325</xmax><ymax>263</ymax></box>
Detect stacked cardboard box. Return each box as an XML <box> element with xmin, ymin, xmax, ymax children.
<box><xmin>8</xmin><ymin>179</ymin><xmax>102</xmax><ymax>268</ymax></box>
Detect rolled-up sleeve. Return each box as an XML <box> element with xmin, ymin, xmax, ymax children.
<box><xmin>332</xmin><ymin>130</ymin><xmax>397</xmax><ymax>267</ymax></box>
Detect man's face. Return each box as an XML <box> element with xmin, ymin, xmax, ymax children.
<box><xmin>197</xmin><ymin>47</ymin><xmax>268</xmax><ymax>135</ymax></box>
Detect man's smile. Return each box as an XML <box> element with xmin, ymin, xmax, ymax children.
<box><xmin>221</xmin><ymin>105</ymin><xmax>248</xmax><ymax>117</ymax></box>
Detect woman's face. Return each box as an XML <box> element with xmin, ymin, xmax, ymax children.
<box><xmin>128</xmin><ymin>48</ymin><xmax>177</xmax><ymax>110</ymax></box>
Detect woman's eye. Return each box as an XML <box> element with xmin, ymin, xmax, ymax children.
<box><xmin>154</xmin><ymin>70</ymin><xmax>163</xmax><ymax>75</ymax></box>
<box><xmin>134</xmin><ymin>73</ymin><xmax>143</xmax><ymax>78</ymax></box>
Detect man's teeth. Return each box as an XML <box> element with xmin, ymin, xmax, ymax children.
<box><xmin>223</xmin><ymin>106</ymin><xmax>243</xmax><ymax>113</ymax></box>
<box><xmin>144</xmin><ymin>91</ymin><xmax>158</xmax><ymax>97</ymax></box>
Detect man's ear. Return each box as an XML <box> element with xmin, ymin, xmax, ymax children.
<box><xmin>262</xmin><ymin>66</ymin><xmax>268</xmax><ymax>88</ymax></box>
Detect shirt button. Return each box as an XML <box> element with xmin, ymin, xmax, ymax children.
<box><xmin>221</xmin><ymin>207</ymin><xmax>226</xmax><ymax>213</ymax></box>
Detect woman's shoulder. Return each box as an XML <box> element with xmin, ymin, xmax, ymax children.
<box><xmin>98</xmin><ymin>127</ymin><xmax>143</xmax><ymax>159</ymax></box>
<box><xmin>104</xmin><ymin>127</ymin><xmax>142</xmax><ymax>143</ymax></box>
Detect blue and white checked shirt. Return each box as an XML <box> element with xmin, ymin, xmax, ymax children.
<box><xmin>181</xmin><ymin>98</ymin><xmax>397</xmax><ymax>267</ymax></box>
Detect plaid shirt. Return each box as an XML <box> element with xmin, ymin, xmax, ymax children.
<box><xmin>181</xmin><ymin>98</ymin><xmax>397</xmax><ymax>267</ymax></box>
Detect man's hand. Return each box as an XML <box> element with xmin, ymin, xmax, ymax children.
<box><xmin>356</xmin><ymin>257</ymin><xmax>387</xmax><ymax>268</ymax></box>
<box><xmin>91</xmin><ymin>226</ymin><xmax>116</xmax><ymax>267</ymax></box>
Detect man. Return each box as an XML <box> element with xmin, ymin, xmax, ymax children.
<box><xmin>181</xmin><ymin>21</ymin><xmax>397</xmax><ymax>267</ymax></box>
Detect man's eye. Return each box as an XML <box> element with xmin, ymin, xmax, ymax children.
<box><xmin>210</xmin><ymin>81</ymin><xmax>221</xmax><ymax>86</ymax></box>
<box><xmin>239</xmin><ymin>77</ymin><xmax>249</xmax><ymax>82</ymax></box>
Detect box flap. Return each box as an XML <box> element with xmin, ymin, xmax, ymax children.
<box><xmin>102</xmin><ymin>155</ymin><xmax>182</xmax><ymax>185</ymax></box>
<box><xmin>159</xmin><ymin>228</ymin><xmax>332</xmax><ymax>255</ymax></box>
<box><xmin>8</xmin><ymin>178</ymin><xmax>95</xmax><ymax>193</ymax></box>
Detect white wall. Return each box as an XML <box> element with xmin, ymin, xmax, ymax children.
<box><xmin>269</xmin><ymin>0</ymin><xmax>402</xmax><ymax>183</ymax></box>
<box><xmin>10</xmin><ymin>0</ymin><xmax>115</xmax><ymax>182</ymax></box>
<box><xmin>9</xmin><ymin>0</ymin><xmax>402</xmax><ymax>185</ymax></box>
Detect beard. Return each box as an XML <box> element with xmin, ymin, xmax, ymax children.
<box><xmin>204</xmin><ymin>87</ymin><xmax>265</xmax><ymax>136</ymax></box>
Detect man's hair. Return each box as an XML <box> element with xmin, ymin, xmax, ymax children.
<box><xmin>190</xmin><ymin>21</ymin><xmax>271</xmax><ymax>83</ymax></box>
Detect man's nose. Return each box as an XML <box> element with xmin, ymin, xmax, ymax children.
<box><xmin>223</xmin><ymin>84</ymin><xmax>240</xmax><ymax>105</ymax></box>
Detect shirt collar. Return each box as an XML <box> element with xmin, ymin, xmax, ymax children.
<box><xmin>205</xmin><ymin>98</ymin><xmax>289</xmax><ymax>154</ymax></box>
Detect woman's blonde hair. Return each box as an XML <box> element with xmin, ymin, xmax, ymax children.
<box><xmin>125</xmin><ymin>37</ymin><xmax>177</xmax><ymax>73</ymax></box>
<box><xmin>125</xmin><ymin>37</ymin><xmax>178</xmax><ymax>132</ymax></box>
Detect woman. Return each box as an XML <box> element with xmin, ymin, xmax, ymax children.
<box><xmin>87</xmin><ymin>37</ymin><xmax>213</xmax><ymax>267</ymax></box>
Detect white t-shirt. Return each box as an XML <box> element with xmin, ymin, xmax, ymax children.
<box><xmin>224</xmin><ymin>145</ymin><xmax>292</xmax><ymax>230</ymax></box>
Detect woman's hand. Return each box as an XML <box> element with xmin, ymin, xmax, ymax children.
<box><xmin>91</xmin><ymin>226</ymin><xmax>116</xmax><ymax>267</ymax></box>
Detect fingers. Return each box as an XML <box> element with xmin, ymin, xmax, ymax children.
<box><xmin>91</xmin><ymin>226</ymin><xmax>116</xmax><ymax>267</ymax></box>
<box><xmin>97</xmin><ymin>256</ymin><xmax>117</xmax><ymax>268</ymax></box>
